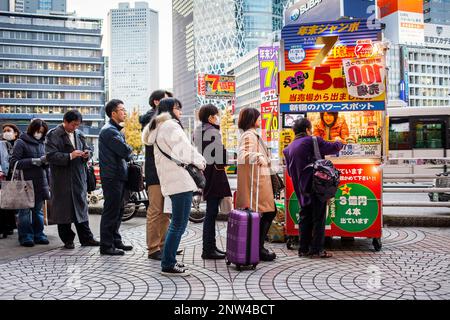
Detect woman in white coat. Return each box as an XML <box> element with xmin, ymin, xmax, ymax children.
<box><xmin>142</xmin><ymin>98</ymin><xmax>206</xmax><ymax>277</ymax></box>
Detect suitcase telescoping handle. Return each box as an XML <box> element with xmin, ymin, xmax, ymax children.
<box><xmin>250</xmin><ymin>163</ymin><xmax>260</xmax><ymax>212</ymax></box>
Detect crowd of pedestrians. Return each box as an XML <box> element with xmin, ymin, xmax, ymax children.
<box><xmin>0</xmin><ymin>89</ymin><xmax>339</xmax><ymax>276</ymax></box>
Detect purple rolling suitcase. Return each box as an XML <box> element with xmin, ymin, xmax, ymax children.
<box><xmin>226</xmin><ymin>165</ymin><xmax>260</xmax><ymax>270</ymax></box>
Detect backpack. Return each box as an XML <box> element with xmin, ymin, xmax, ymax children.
<box><xmin>126</xmin><ymin>160</ymin><xmax>145</xmax><ymax>192</ymax></box>
<box><xmin>304</xmin><ymin>136</ymin><xmax>340</xmax><ymax>202</ymax></box>
<box><xmin>86</xmin><ymin>161</ymin><xmax>97</xmax><ymax>193</ymax></box>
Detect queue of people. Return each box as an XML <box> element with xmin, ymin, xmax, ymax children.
<box><xmin>0</xmin><ymin>91</ymin><xmax>339</xmax><ymax>277</ymax></box>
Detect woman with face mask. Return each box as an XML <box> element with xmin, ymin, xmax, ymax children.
<box><xmin>0</xmin><ymin>123</ymin><xmax>21</xmax><ymax>238</ymax></box>
<box><xmin>193</xmin><ymin>104</ymin><xmax>231</xmax><ymax>260</ymax></box>
<box><xmin>10</xmin><ymin>119</ymin><xmax>51</xmax><ymax>247</ymax></box>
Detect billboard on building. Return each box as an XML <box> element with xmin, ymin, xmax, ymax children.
<box><xmin>197</xmin><ymin>74</ymin><xmax>236</xmax><ymax>99</ymax></box>
<box><xmin>424</xmin><ymin>24</ymin><xmax>450</xmax><ymax>49</ymax></box>
<box><xmin>378</xmin><ymin>0</ymin><xmax>424</xmax><ymax>45</ymax></box>
<box><xmin>284</xmin><ymin>0</ymin><xmax>377</xmax><ymax>26</ymax></box>
<box><xmin>258</xmin><ymin>46</ymin><xmax>280</xmax><ymax>143</ymax></box>
<box><xmin>280</xmin><ymin>18</ymin><xmax>386</xmax><ymax>113</ymax></box>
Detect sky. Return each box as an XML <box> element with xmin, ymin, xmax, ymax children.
<box><xmin>67</xmin><ymin>0</ymin><xmax>173</xmax><ymax>89</ymax></box>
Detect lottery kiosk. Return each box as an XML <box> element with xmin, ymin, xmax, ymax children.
<box><xmin>279</xmin><ymin>18</ymin><xmax>387</xmax><ymax>251</ymax></box>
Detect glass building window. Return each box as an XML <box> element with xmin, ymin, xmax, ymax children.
<box><xmin>414</xmin><ymin>122</ymin><xmax>444</xmax><ymax>149</ymax></box>
<box><xmin>389</xmin><ymin>120</ymin><xmax>410</xmax><ymax>150</ymax></box>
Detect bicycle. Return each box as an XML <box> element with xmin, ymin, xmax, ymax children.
<box><xmin>120</xmin><ymin>189</ymin><xmax>205</xmax><ymax>223</ymax></box>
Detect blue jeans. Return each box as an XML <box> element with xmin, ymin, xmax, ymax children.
<box><xmin>17</xmin><ymin>201</ymin><xmax>47</xmax><ymax>244</ymax></box>
<box><xmin>161</xmin><ymin>191</ymin><xmax>193</xmax><ymax>270</ymax></box>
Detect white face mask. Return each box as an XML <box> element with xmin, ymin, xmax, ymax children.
<box><xmin>2</xmin><ymin>132</ymin><xmax>15</xmax><ymax>141</ymax></box>
<box><xmin>34</xmin><ymin>133</ymin><xmax>43</xmax><ymax>140</ymax></box>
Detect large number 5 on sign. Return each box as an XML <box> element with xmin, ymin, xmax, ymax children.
<box><xmin>260</xmin><ymin>60</ymin><xmax>277</xmax><ymax>89</ymax></box>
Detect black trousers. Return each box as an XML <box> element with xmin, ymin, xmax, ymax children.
<box><xmin>0</xmin><ymin>209</ymin><xmax>16</xmax><ymax>235</ymax></box>
<box><xmin>298</xmin><ymin>193</ymin><xmax>327</xmax><ymax>254</ymax></box>
<box><xmin>100</xmin><ymin>178</ymin><xmax>126</xmax><ymax>249</ymax></box>
<box><xmin>57</xmin><ymin>221</ymin><xmax>94</xmax><ymax>245</ymax></box>
<box><xmin>203</xmin><ymin>197</ymin><xmax>221</xmax><ymax>252</ymax></box>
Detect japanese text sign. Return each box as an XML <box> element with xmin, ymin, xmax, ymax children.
<box><xmin>258</xmin><ymin>46</ymin><xmax>280</xmax><ymax>143</ymax></box>
<box><xmin>280</xmin><ymin>19</ymin><xmax>385</xmax><ymax>112</ymax></box>
<box><xmin>198</xmin><ymin>74</ymin><xmax>236</xmax><ymax>99</ymax></box>
<box><xmin>279</xmin><ymin>68</ymin><xmax>386</xmax><ymax>112</ymax></box>
<box><xmin>343</xmin><ymin>56</ymin><xmax>386</xmax><ymax>99</ymax></box>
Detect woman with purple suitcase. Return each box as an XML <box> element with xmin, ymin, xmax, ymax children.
<box><xmin>235</xmin><ymin>108</ymin><xmax>277</xmax><ymax>262</ymax></box>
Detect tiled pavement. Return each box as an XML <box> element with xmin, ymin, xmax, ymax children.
<box><xmin>0</xmin><ymin>221</ymin><xmax>449</xmax><ymax>300</ymax></box>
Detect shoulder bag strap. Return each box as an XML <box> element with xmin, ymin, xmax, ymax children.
<box><xmin>155</xmin><ymin>130</ymin><xmax>185</xmax><ymax>168</ymax></box>
<box><xmin>312</xmin><ymin>136</ymin><xmax>322</xmax><ymax>161</ymax></box>
<box><xmin>252</xmin><ymin>132</ymin><xmax>270</xmax><ymax>158</ymax></box>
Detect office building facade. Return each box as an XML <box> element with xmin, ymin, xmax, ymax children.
<box><xmin>381</xmin><ymin>0</ymin><xmax>450</xmax><ymax>107</ymax></box>
<box><xmin>0</xmin><ymin>11</ymin><xmax>104</xmax><ymax>154</ymax></box>
<box><xmin>172</xmin><ymin>0</ymin><xmax>287</xmax><ymax>120</ymax></box>
<box><xmin>1</xmin><ymin>0</ymin><xmax>67</xmax><ymax>13</ymax></box>
<box><xmin>108</xmin><ymin>2</ymin><xmax>159</xmax><ymax>114</ymax></box>
<box><xmin>424</xmin><ymin>0</ymin><xmax>450</xmax><ymax>25</ymax></box>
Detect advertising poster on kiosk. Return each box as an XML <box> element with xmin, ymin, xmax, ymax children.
<box><xmin>258</xmin><ymin>46</ymin><xmax>280</xmax><ymax>161</ymax></box>
<box><xmin>280</xmin><ymin>18</ymin><xmax>386</xmax><ymax>249</ymax></box>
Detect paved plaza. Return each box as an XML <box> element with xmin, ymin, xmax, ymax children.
<box><xmin>0</xmin><ymin>218</ymin><xmax>449</xmax><ymax>300</ymax></box>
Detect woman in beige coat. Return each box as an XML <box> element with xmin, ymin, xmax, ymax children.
<box><xmin>235</xmin><ymin>107</ymin><xmax>276</xmax><ymax>261</ymax></box>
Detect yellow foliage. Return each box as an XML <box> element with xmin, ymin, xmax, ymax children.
<box><xmin>220</xmin><ymin>107</ymin><xmax>237</xmax><ymax>150</ymax></box>
<box><xmin>124</xmin><ymin>108</ymin><xmax>143</xmax><ymax>155</ymax></box>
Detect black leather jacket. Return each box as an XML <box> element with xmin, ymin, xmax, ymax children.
<box><xmin>99</xmin><ymin>120</ymin><xmax>132</xmax><ymax>181</ymax></box>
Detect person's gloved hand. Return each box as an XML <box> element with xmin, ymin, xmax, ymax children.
<box><xmin>31</xmin><ymin>158</ymin><xmax>43</xmax><ymax>166</ymax></box>
<box><xmin>40</xmin><ymin>155</ymin><xmax>48</xmax><ymax>165</ymax></box>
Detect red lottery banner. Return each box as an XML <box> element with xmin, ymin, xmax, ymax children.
<box><xmin>261</xmin><ymin>100</ymin><xmax>279</xmax><ymax>142</ymax></box>
<box><xmin>285</xmin><ymin>163</ymin><xmax>382</xmax><ymax>238</ymax></box>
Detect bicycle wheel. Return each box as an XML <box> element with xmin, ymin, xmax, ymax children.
<box><xmin>122</xmin><ymin>192</ymin><xmax>138</xmax><ymax>222</ymax></box>
<box><xmin>189</xmin><ymin>192</ymin><xmax>205</xmax><ymax>223</ymax></box>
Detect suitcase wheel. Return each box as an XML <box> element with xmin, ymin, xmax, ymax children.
<box><xmin>286</xmin><ymin>237</ymin><xmax>294</xmax><ymax>250</ymax></box>
<box><xmin>226</xmin><ymin>260</ymin><xmax>231</xmax><ymax>266</ymax></box>
<box><xmin>236</xmin><ymin>265</ymin><xmax>241</xmax><ymax>271</ymax></box>
<box><xmin>252</xmin><ymin>264</ymin><xmax>257</xmax><ymax>270</ymax></box>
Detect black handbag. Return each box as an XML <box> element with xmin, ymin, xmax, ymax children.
<box><xmin>86</xmin><ymin>160</ymin><xmax>97</xmax><ymax>193</ymax></box>
<box><xmin>127</xmin><ymin>160</ymin><xmax>145</xmax><ymax>192</ymax></box>
<box><xmin>271</xmin><ymin>172</ymin><xmax>285</xmax><ymax>196</ymax></box>
<box><xmin>156</xmin><ymin>142</ymin><xmax>206</xmax><ymax>190</ymax></box>
<box><xmin>253</xmin><ymin>132</ymin><xmax>285</xmax><ymax>196</ymax></box>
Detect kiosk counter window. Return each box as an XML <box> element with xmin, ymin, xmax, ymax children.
<box><xmin>307</xmin><ymin>111</ymin><xmax>384</xmax><ymax>159</ymax></box>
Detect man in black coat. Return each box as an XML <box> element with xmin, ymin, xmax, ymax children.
<box><xmin>99</xmin><ymin>99</ymin><xmax>133</xmax><ymax>256</ymax></box>
<box><xmin>139</xmin><ymin>90</ymin><xmax>175</xmax><ymax>260</ymax></box>
<box><xmin>45</xmin><ymin>110</ymin><xmax>99</xmax><ymax>249</ymax></box>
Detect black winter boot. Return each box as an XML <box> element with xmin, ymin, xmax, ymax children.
<box><xmin>259</xmin><ymin>213</ymin><xmax>276</xmax><ymax>261</ymax></box>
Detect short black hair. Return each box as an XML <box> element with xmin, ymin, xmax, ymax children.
<box><xmin>198</xmin><ymin>104</ymin><xmax>219</xmax><ymax>123</ymax></box>
<box><xmin>27</xmin><ymin>118</ymin><xmax>48</xmax><ymax>137</ymax></box>
<box><xmin>238</xmin><ymin>107</ymin><xmax>260</xmax><ymax>131</ymax></box>
<box><xmin>149</xmin><ymin>98</ymin><xmax>183</xmax><ymax>131</ymax></box>
<box><xmin>149</xmin><ymin>90</ymin><xmax>173</xmax><ymax>108</ymax></box>
<box><xmin>293</xmin><ymin>118</ymin><xmax>312</xmax><ymax>135</ymax></box>
<box><xmin>105</xmin><ymin>99</ymin><xmax>124</xmax><ymax>118</ymax></box>
<box><xmin>63</xmin><ymin>110</ymin><xmax>83</xmax><ymax>123</ymax></box>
